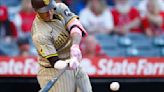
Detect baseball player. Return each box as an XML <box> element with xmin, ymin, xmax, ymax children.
<box><xmin>31</xmin><ymin>0</ymin><xmax>92</xmax><ymax>92</ymax></box>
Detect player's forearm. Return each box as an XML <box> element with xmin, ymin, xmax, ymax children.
<box><xmin>71</xmin><ymin>28</ymin><xmax>82</xmax><ymax>45</ymax></box>
<box><xmin>70</xmin><ymin>27</ymin><xmax>83</xmax><ymax>64</ymax></box>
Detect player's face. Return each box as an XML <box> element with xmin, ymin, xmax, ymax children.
<box><xmin>38</xmin><ymin>9</ymin><xmax>54</xmax><ymax>21</ymax></box>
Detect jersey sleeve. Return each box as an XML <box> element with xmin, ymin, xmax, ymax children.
<box><xmin>55</xmin><ymin>3</ymin><xmax>78</xmax><ymax>26</ymax></box>
<box><xmin>55</xmin><ymin>3</ymin><xmax>88</xmax><ymax>37</ymax></box>
<box><xmin>32</xmin><ymin>33</ymin><xmax>58</xmax><ymax>59</ymax></box>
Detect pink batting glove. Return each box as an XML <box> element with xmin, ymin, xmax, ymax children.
<box><xmin>69</xmin><ymin>57</ymin><xmax>80</xmax><ymax>70</ymax></box>
<box><xmin>70</xmin><ymin>44</ymin><xmax>82</xmax><ymax>62</ymax></box>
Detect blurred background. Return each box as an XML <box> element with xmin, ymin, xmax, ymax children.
<box><xmin>0</xmin><ymin>0</ymin><xmax>164</xmax><ymax>92</ymax></box>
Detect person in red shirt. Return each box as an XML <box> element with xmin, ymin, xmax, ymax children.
<box><xmin>17</xmin><ymin>0</ymin><xmax>36</xmax><ymax>37</ymax></box>
<box><xmin>19</xmin><ymin>10</ymin><xmax>36</xmax><ymax>33</ymax></box>
<box><xmin>0</xmin><ymin>5</ymin><xmax>17</xmax><ymax>38</ymax></box>
<box><xmin>140</xmin><ymin>0</ymin><xmax>164</xmax><ymax>37</ymax></box>
<box><xmin>111</xmin><ymin>0</ymin><xmax>142</xmax><ymax>35</ymax></box>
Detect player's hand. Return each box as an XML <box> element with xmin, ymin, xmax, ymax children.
<box><xmin>69</xmin><ymin>57</ymin><xmax>80</xmax><ymax>70</ymax></box>
<box><xmin>54</xmin><ymin>60</ymin><xmax>68</xmax><ymax>70</ymax></box>
<box><xmin>70</xmin><ymin>44</ymin><xmax>82</xmax><ymax>62</ymax></box>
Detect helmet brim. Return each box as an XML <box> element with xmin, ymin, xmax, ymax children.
<box><xmin>36</xmin><ymin>0</ymin><xmax>56</xmax><ymax>13</ymax></box>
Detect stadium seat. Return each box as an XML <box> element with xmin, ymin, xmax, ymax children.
<box><xmin>96</xmin><ymin>34</ymin><xmax>118</xmax><ymax>49</ymax></box>
<box><xmin>95</xmin><ymin>34</ymin><xmax>118</xmax><ymax>41</ymax></box>
<box><xmin>133</xmin><ymin>40</ymin><xmax>152</xmax><ymax>49</ymax></box>
<box><xmin>153</xmin><ymin>36</ymin><xmax>164</xmax><ymax>47</ymax></box>
<box><xmin>118</xmin><ymin>36</ymin><xmax>132</xmax><ymax>47</ymax></box>
<box><xmin>127</xmin><ymin>33</ymin><xmax>153</xmax><ymax>49</ymax></box>
<box><xmin>95</xmin><ymin>33</ymin><xmax>161</xmax><ymax>57</ymax></box>
<box><xmin>138</xmin><ymin>48</ymin><xmax>160</xmax><ymax>57</ymax></box>
<box><xmin>0</xmin><ymin>49</ymin><xmax>6</xmax><ymax>55</ymax></box>
<box><xmin>0</xmin><ymin>38</ymin><xmax>19</xmax><ymax>56</ymax></box>
<box><xmin>126</xmin><ymin>47</ymin><xmax>160</xmax><ymax>57</ymax></box>
<box><xmin>126</xmin><ymin>33</ymin><xmax>146</xmax><ymax>40</ymax></box>
<box><xmin>95</xmin><ymin>34</ymin><xmax>111</xmax><ymax>41</ymax></box>
<box><xmin>161</xmin><ymin>48</ymin><xmax>164</xmax><ymax>56</ymax></box>
<box><xmin>104</xmin><ymin>47</ymin><xmax>126</xmax><ymax>57</ymax></box>
<box><xmin>126</xmin><ymin>47</ymin><xmax>139</xmax><ymax>57</ymax></box>
<box><xmin>99</xmin><ymin>40</ymin><xmax>118</xmax><ymax>49</ymax></box>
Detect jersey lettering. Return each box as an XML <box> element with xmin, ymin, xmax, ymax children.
<box><xmin>55</xmin><ymin>31</ymin><xmax>69</xmax><ymax>48</ymax></box>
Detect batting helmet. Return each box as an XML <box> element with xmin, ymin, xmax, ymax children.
<box><xmin>31</xmin><ymin>0</ymin><xmax>56</xmax><ymax>13</ymax></box>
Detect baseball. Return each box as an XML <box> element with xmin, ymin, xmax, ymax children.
<box><xmin>110</xmin><ymin>82</ymin><xmax>120</xmax><ymax>91</ymax></box>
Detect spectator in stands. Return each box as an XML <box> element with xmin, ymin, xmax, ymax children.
<box><xmin>79</xmin><ymin>0</ymin><xmax>114</xmax><ymax>35</ymax></box>
<box><xmin>79</xmin><ymin>0</ymin><xmax>112</xmax><ymax>57</ymax></box>
<box><xmin>137</xmin><ymin>0</ymin><xmax>164</xmax><ymax>17</ymax></box>
<box><xmin>16</xmin><ymin>0</ymin><xmax>36</xmax><ymax>38</ymax></box>
<box><xmin>111</xmin><ymin>0</ymin><xmax>142</xmax><ymax>35</ymax></box>
<box><xmin>17</xmin><ymin>37</ymin><xmax>31</xmax><ymax>56</ymax></box>
<box><xmin>0</xmin><ymin>5</ymin><xmax>17</xmax><ymax>39</ymax></box>
<box><xmin>140</xmin><ymin>0</ymin><xmax>164</xmax><ymax>37</ymax></box>
<box><xmin>80</xmin><ymin>36</ymin><xmax>105</xmax><ymax>57</ymax></box>
<box><xmin>0</xmin><ymin>0</ymin><xmax>22</xmax><ymax>21</ymax></box>
<box><xmin>0</xmin><ymin>49</ymin><xmax>6</xmax><ymax>56</ymax></box>
<box><xmin>0</xmin><ymin>6</ymin><xmax>19</xmax><ymax>56</ymax></box>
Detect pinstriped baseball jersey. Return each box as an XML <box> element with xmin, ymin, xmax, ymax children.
<box><xmin>31</xmin><ymin>3</ymin><xmax>92</xmax><ymax>92</ymax></box>
<box><xmin>32</xmin><ymin>16</ymin><xmax>72</xmax><ymax>67</ymax></box>
<box><xmin>32</xmin><ymin>16</ymin><xmax>92</xmax><ymax>92</ymax></box>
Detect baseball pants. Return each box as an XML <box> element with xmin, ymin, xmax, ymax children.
<box><xmin>37</xmin><ymin>65</ymin><xmax>92</xmax><ymax>92</ymax></box>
